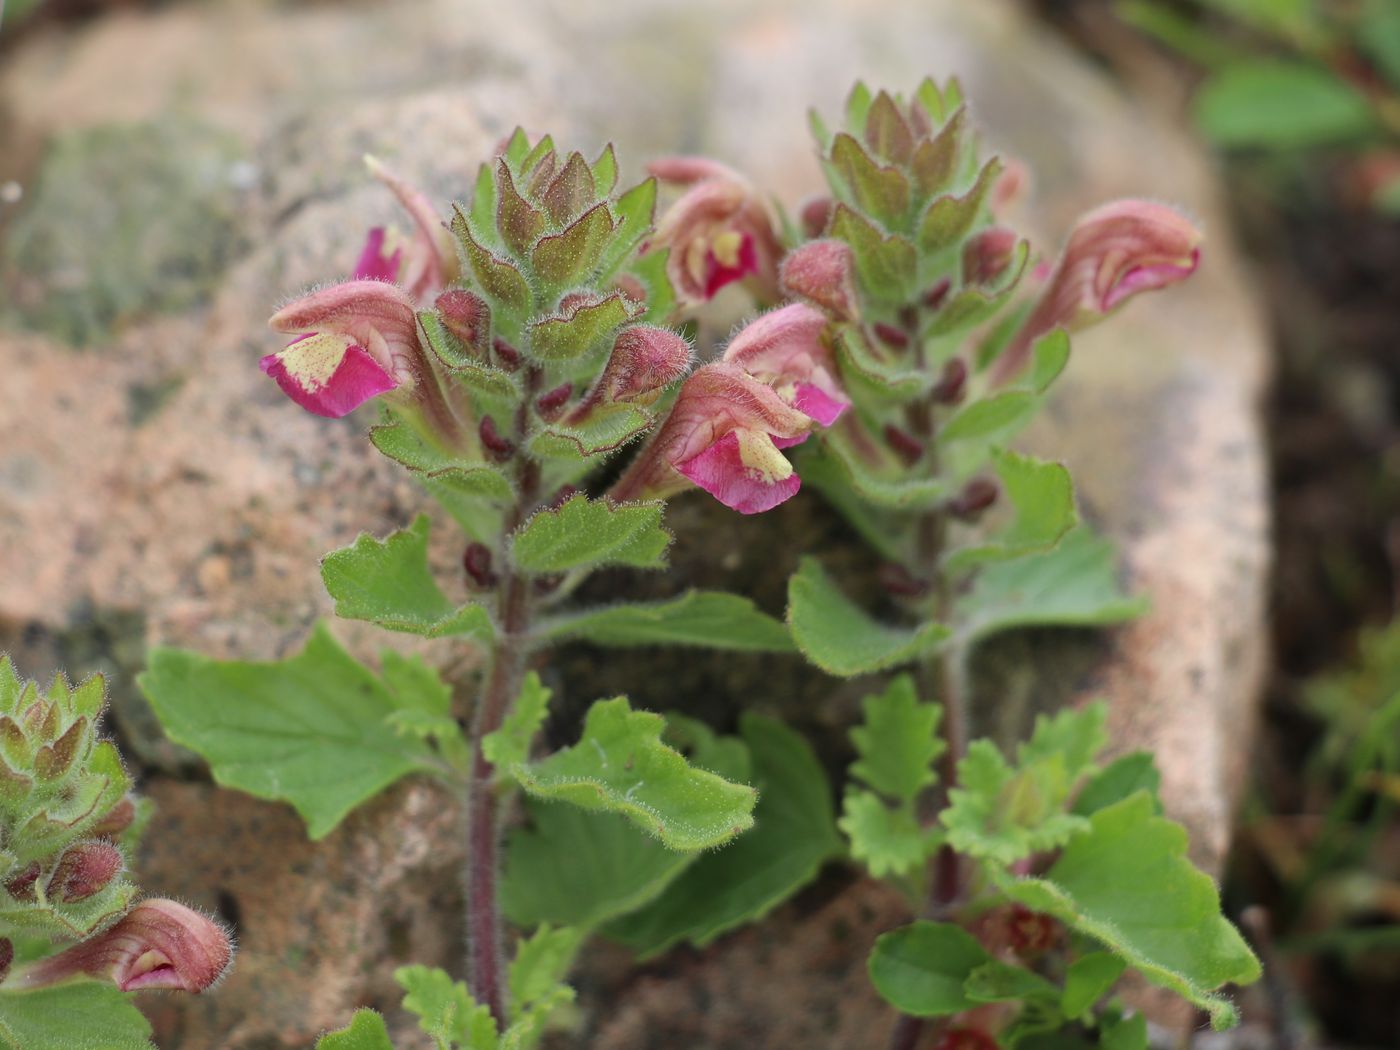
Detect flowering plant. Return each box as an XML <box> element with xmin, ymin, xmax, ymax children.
<box><xmin>127</xmin><ymin>79</ymin><xmax>1261</xmax><ymax>1050</ymax></box>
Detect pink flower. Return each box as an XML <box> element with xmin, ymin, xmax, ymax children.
<box><xmin>359</xmin><ymin>157</ymin><xmax>455</xmax><ymax>302</ymax></box>
<box><xmin>592</xmin><ymin>325</ymin><xmax>693</xmax><ymax>405</ymax></box>
<box><xmin>780</xmin><ymin>240</ymin><xmax>859</xmax><ymax>322</ymax></box>
<box><xmin>722</xmin><ymin>303</ymin><xmax>850</xmax><ymax>428</ymax></box>
<box><xmin>993</xmin><ymin>200</ymin><xmax>1202</xmax><ymax>385</ymax></box>
<box><xmin>610</xmin><ymin>363</ymin><xmax>813</xmax><ymax>514</ymax></box>
<box><xmin>21</xmin><ymin>899</ymin><xmax>233</xmax><ymax>994</ymax></box>
<box><xmin>647</xmin><ymin>157</ymin><xmax>782</xmax><ymax>305</ymax></box>
<box><xmin>264</xmin><ymin>280</ymin><xmax>420</xmax><ymax>418</ymax></box>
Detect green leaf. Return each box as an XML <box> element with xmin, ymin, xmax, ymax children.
<box><xmin>1193</xmin><ymin>61</ymin><xmax>1375</xmax><ymax>149</ymax></box>
<box><xmin>849</xmin><ymin>674</ymin><xmax>944</xmax><ymax>802</ymax></box>
<box><xmin>833</xmin><ymin>327</ymin><xmax>931</xmax><ymax>401</ymax></box>
<box><xmin>527</xmin><ymin>402</ymin><xmax>652</xmax><ymax>460</ymax></box>
<box><xmin>526</xmin><ymin>295</ymin><xmax>632</xmax><ymax>362</ymax></box>
<box><xmin>625</xmin><ymin>248</ymin><xmax>675</xmax><ymax>327</ymax></box>
<box><xmin>945</xmin><ymin>451</ymin><xmax>1076</xmax><ymax>572</ymax></box>
<box><xmin>0</xmin><ymin>982</ymin><xmax>154</xmax><ymax>1050</ymax></box>
<box><xmin>1061</xmin><ymin>952</ymin><xmax>1126</xmax><ymax>1018</ymax></box>
<box><xmin>532</xmin><ymin>203</ymin><xmax>614</xmax><ymax>291</ymax></box>
<box><xmin>1072</xmin><ymin>751</ymin><xmax>1161</xmax><ymax>817</ymax></box>
<box><xmin>502</xmin><ymin>802</ymin><xmax>695</xmax><ymax>928</ymax></box>
<box><xmin>1019</xmin><ymin>701</ymin><xmax>1109</xmax><ymax>782</ymax></box>
<box><xmin>592</xmin><ymin>144</ymin><xmax>619</xmax><ymax>197</ymax></box>
<box><xmin>829</xmin><ymin>204</ymin><xmax>916</xmax><ymax>301</ymax></box>
<box><xmin>840</xmin><ymin>789</ymin><xmax>940</xmax><ymax>878</ymax></box>
<box><xmin>396</xmin><ymin>965</ymin><xmax>497</xmax><ymax>1050</ymax></box>
<box><xmin>942</xmin><ymin>740</ymin><xmax>1091</xmax><ymax>864</ymax></box>
<box><xmin>509</xmin><ymin>925</ymin><xmax>584</xmax><ymax>1012</ymax></box>
<box><xmin>511</xmin><ymin>495</ymin><xmax>669</xmax><ymax>574</ymax></box>
<box><xmin>453</xmin><ymin>205</ymin><xmax>532</xmax><ymax>316</ymax></box>
<box><xmin>954</xmin><ymin>526</ymin><xmax>1148</xmax><ymax>645</ymax></box>
<box><xmin>368</xmin><ymin>417</ymin><xmax>514</xmax><ymax>532</ymax></box>
<box><xmin>321</xmin><ymin>516</ymin><xmax>494</xmax><ymax>639</ymax></box>
<box><xmin>483</xmin><ymin>672</ymin><xmax>551</xmax><ymax>771</ymax></box>
<box><xmin>535</xmin><ymin>591</ymin><xmax>793</xmax><ymax>652</ymax></box>
<box><xmin>867</xmin><ymin>921</ymin><xmax>993</xmax><ymax>1017</ymax></box>
<box><xmin>513</xmin><ymin>698</ymin><xmax>757</xmax><ymax>850</ymax></box>
<box><xmin>598</xmin><ymin>178</ymin><xmax>658</xmax><ymax>279</ymax></box>
<box><xmin>141</xmin><ymin>624</ymin><xmax>442</xmax><ymax>839</ymax></box>
<box><xmin>964</xmin><ymin>959</ymin><xmax>1061</xmax><ymax>1004</ymax></box>
<box><xmin>381</xmin><ymin>650</ymin><xmax>469</xmax><ymax>770</ymax></box>
<box><xmin>788</xmin><ymin>558</ymin><xmax>949</xmax><ymax>677</ymax></box>
<box><xmin>1361</xmin><ymin>0</ymin><xmax>1400</xmax><ymax>90</ymax></box>
<box><xmin>917</xmin><ymin>157</ymin><xmax>1001</xmax><ymax>255</ymax></box>
<box><xmin>604</xmin><ymin>715</ymin><xmax>843</xmax><ymax>956</ymax></box>
<box><xmin>994</xmin><ymin>792</ymin><xmax>1262</xmax><ymax>1029</ymax></box>
<box><xmin>829</xmin><ymin>133</ymin><xmax>911</xmax><ymax>232</ymax></box>
<box><xmin>1101</xmin><ymin>1011</ymin><xmax>1148</xmax><ymax>1050</ymax></box>
<box><xmin>938</xmin><ymin>392</ymin><xmax>1037</xmax><ymax>446</ymax></box>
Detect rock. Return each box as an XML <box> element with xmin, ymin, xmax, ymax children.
<box><xmin>0</xmin><ymin>0</ymin><xmax>1269</xmax><ymax>1044</ymax></box>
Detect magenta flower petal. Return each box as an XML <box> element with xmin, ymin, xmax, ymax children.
<box><xmin>792</xmin><ymin>381</ymin><xmax>849</xmax><ymax>427</ymax></box>
<box><xmin>260</xmin><ymin>333</ymin><xmax>397</xmax><ymax>418</ymax></box>
<box><xmin>650</xmin><ymin>175</ymin><xmax>782</xmax><ymax>305</ymax></box>
<box><xmin>351</xmin><ymin>227</ymin><xmax>403</xmax><ymax>283</ymax></box>
<box><xmin>22</xmin><ymin>899</ymin><xmax>233</xmax><ymax>994</ymax></box>
<box><xmin>676</xmin><ymin>430</ymin><xmax>802</xmax><ymax>514</ymax></box>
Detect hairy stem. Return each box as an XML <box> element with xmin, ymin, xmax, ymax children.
<box><xmin>465</xmin><ymin>368</ymin><xmax>543</xmax><ymax>1025</ymax></box>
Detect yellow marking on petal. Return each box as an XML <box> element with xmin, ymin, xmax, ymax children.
<box><xmin>711</xmin><ymin>229</ymin><xmax>744</xmax><ymax>268</ymax></box>
<box><xmin>276</xmin><ymin>332</ymin><xmax>355</xmax><ymax>392</ymax></box>
<box><xmin>735</xmin><ymin>428</ymin><xmax>795</xmax><ymax>484</ymax></box>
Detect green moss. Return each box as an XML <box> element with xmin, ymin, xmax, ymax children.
<box><xmin>1</xmin><ymin>117</ymin><xmax>249</xmax><ymax>346</ymax></box>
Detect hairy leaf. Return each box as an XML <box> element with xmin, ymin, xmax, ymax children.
<box><xmin>535</xmin><ymin>591</ymin><xmax>793</xmax><ymax>652</ymax></box>
<box><xmin>511</xmin><ymin>495</ymin><xmax>669</xmax><ymax>574</ymax></box>
<box><xmin>867</xmin><ymin>921</ymin><xmax>993</xmax><ymax>1017</ymax></box>
<box><xmin>944</xmin><ymin>451</ymin><xmax>1077</xmax><ymax>572</ymax></box>
<box><xmin>322</xmin><ymin>516</ymin><xmax>493</xmax><ymax>639</ymax></box>
<box><xmin>513</xmin><ymin>698</ymin><xmax>757</xmax><ymax>850</ymax></box>
<box><xmin>849</xmin><ymin>674</ymin><xmax>944</xmax><ymax>802</ymax></box>
<box><xmin>142</xmin><ymin>624</ymin><xmax>443</xmax><ymax>839</ymax></box>
<box><xmin>396</xmin><ymin>965</ymin><xmax>496</xmax><ymax>1050</ymax></box>
<box><xmin>502</xmin><ymin>802</ymin><xmax>695</xmax><ymax>929</ymax></box>
<box><xmin>509</xmin><ymin>925</ymin><xmax>584</xmax><ymax>1014</ymax></box>
<box><xmin>528</xmin><ymin>403</ymin><xmax>652</xmax><ymax>460</ymax></box>
<box><xmin>1061</xmin><ymin>952</ymin><xmax>1127</xmax><ymax>1018</ymax></box>
<box><xmin>840</xmin><ymin>789</ymin><xmax>940</xmax><ymax>878</ymax></box>
<box><xmin>788</xmin><ymin>558</ymin><xmax>949</xmax><ymax>676</ymax></box>
<box><xmin>483</xmin><ymin>673</ymin><xmax>551</xmax><ymax>771</ymax></box>
<box><xmin>0</xmin><ymin>983</ymin><xmax>154</xmax><ymax>1050</ymax></box>
<box><xmin>1072</xmin><ymin>752</ymin><xmax>1162</xmax><ymax>818</ymax></box>
<box><xmin>604</xmin><ymin>715</ymin><xmax>843</xmax><ymax>956</ymax></box>
<box><xmin>954</xmin><ymin>526</ymin><xmax>1148</xmax><ymax>644</ymax></box>
<box><xmin>994</xmin><ymin>792</ymin><xmax>1262</xmax><ymax>1029</ymax></box>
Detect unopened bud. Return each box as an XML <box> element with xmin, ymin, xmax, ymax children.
<box><xmin>882</xmin><ymin>424</ymin><xmax>924</xmax><ymax>466</ymax></box>
<box><xmin>922</xmin><ymin>277</ymin><xmax>951</xmax><ymax>310</ymax></box>
<box><xmin>780</xmin><ymin>239</ymin><xmax>858</xmax><ymax>321</ymax></box>
<box><xmin>1007</xmin><ymin>904</ymin><xmax>1058</xmax><ymax>958</ymax></box>
<box><xmin>492</xmin><ymin>337</ymin><xmax>521</xmax><ymax>372</ymax></box>
<box><xmin>799</xmin><ymin>195</ymin><xmax>833</xmax><ymax>238</ymax></box>
<box><xmin>91</xmin><ymin>797</ymin><xmax>138</xmax><ymax>839</ymax></box>
<box><xmin>872</xmin><ymin>322</ymin><xmax>909</xmax><ymax>351</ymax></box>
<box><xmin>931</xmin><ymin>357</ymin><xmax>968</xmax><ymax>405</ymax></box>
<box><xmin>463</xmin><ymin>544</ymin><xmax>498</xmax><ymax>590</ymax></box>
<box><xmin>596</xmin><ymin>326</ymin><xmax>692</xmax><ymax>404</ymax></box>
<box><xmin>962</xmin><ymin>227</ymin><xmax>1018</xmax><ymax>286</ymax></box>
<box><xmin>5</xmin><ymin>862</ymin><xmax>39</xmax><ymax>902</ymax></box>
<box><xmin>46</xmin><ymin>841</ymin><xmax>123</xmax><ymax>903</ymax></box>
<box><xmin>435</xmin><ymin>290</ymin><xmax>490</xmax><ymax>355</ymax></box>
<box><xmin>478</xmin><ymin>416</ymin><xmax>515</xmax><ymax>461</ymax></box>
<box><xmin>536</xmin><ymin>383</ymin><xmax>572</xmax><ymax>421</ymax></box>
<box><xmin>878</xmin><ymin>563</ymin><xmax>928</xmax><ymax>598</ymax></box>
<box><xmin>947</xmin><ymin>477</ymin><xmax>998</xmax><ymax>521</ymax></box>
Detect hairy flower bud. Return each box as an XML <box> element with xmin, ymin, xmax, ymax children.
<box><xmin>592</xmin><ymin>326</ymin><xmax>692</xmax><ymax>405</ymax></box>
<box><xmin>962</xmin><ymin>227</ymin><xmax>1019</xmax><ymax>286</ymax></box>
<box><xmin>993</xmin><ymin>200</ymin><xmax>1201</xmax><ymax>384</ymax></box>
<box><xmin>435</xmin><ymin>289</ymin><xmax>490</xmax><ymax>357</ymax></box>
<box><xmin>478</xmin><ymin>416</ymin><xmax>515</xmax><ymax>461</ymax></box>
<box><xmin>46</xmin><ymin>841</ymin><xmax>123</xmax><ymax>903</ymax></box>
<box><xmin>90</xmin><ymin>796</ymin><xmax>138</xmax><ymax>839</ymax></box>
<box><xmin>22</xmin><ymin>899</ymin><xmax>233</xmax><ymax>994</ymax></box>
<box><xmin>799</xmin><ymin>195</ymin><xmax>834</xmax><ymax>238</ymax></box>
<box><xmin>780</xmin><ymin>240</ymin><xmax>859</xmax><ymax>321</ymax></box>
